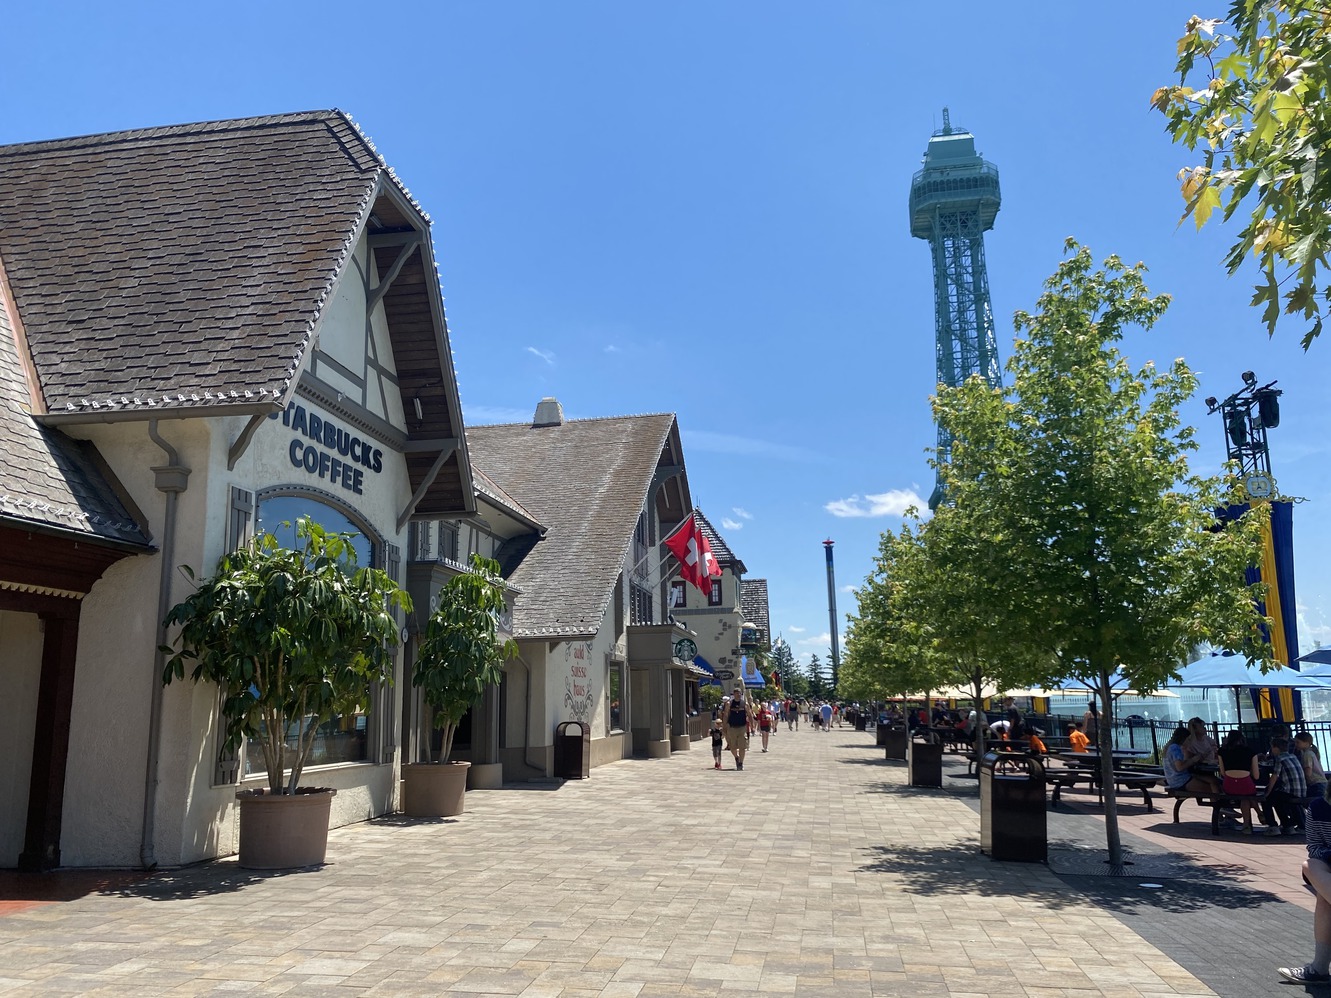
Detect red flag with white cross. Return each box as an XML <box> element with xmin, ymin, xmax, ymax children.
<box><xmin>663</xmin><ymin>513</ymin><xmax>720</xmax><ymax>597</ymax></box>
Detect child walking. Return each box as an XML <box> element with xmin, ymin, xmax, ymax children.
<box><xmin>710</xmin><ymin>719</ymin><xmax>724</xmax><ymax>770</ymax></box>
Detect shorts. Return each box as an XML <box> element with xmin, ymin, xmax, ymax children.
<box><xmin>725</xmin><ymin>726</ymin><xmax>747</xmax><ymax>752</ymax></box>
<box><xmin>1222</xmin><ymin>774</ymin><xmax>1257</xmax><ymax>796</ymax></box>
<box><xmin>711</xmin><ymin>742</ymin><xmax>723</xmax><ymax>760</ymax></box>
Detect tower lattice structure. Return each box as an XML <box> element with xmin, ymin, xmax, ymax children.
<box><xmin>909</xmin><ymin>108</ymin><xmax>1002</xmax><ymax>508</ymax></box>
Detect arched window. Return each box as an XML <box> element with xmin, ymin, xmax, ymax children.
<box><xmin>255</xmin><ymin>488</ymin><xmax>378</xmax><ymax>568</ymax></box>
<box><xmin>241</xmin><ymin>488</ymin><xmax>386</xmax><ymax>774</ymax></box>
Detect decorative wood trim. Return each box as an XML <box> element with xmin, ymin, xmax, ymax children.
<box><xmin>0</xmin><ymin>252</ymin><xmax>47</xmax><ymax>416</ymax></box>
<box><xmin>397</xmin><ymin>443</ymin><xmax>457</xmax><ymax>533</ymax></box>
<box><xmin>226</xmin><ymin>412</ymin><xmax>270</xmax><ymax>471</ymax></box>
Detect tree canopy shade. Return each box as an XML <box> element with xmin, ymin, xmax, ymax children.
<box><xmin>933</xmin><ymin>241</ymin><xmax>1272</xmax><ymax>864</ymax></box>
<box><xmin>1152</xmin><ymin>2</ymin><xmax>1331</xmax><ymax>348</ymax></box>
<box><xmin>413</xmin><ymin>554</ymin><xmax>518</xmax><ymax>765</ymax></box>
<box><xmin>162</xmin><ymin>519</ymin><xmax>410</xmax><ymax>795</ymax></box>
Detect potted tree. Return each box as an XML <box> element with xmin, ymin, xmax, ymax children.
<box><xmin>403</xmin><ymin>553</ymin><xmax>517</xmax><ymax>817</ymax></box>
<box><xmin>162</xmin><ymin>518</ymin><xmax>409</xmax><ymax>868</ymax></box>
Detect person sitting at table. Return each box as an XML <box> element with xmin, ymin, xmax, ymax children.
<box><xmin>1296</xmin><ymin>731</ymin><xmax>1328</xmax><ymax>802</ymax></box>
<box><xmin>1067</xmin><ymin>721</ymin><xmax>1089</xmax><ymax>753</ymax></box>
<box><xmin>1024</xmin><ymin>724</ymin><xmax>1048</xmax><ymax>756</ymax></box>
<box><xmin>1218</xmin><ymin>729</ymin><xmax>1265</xmax><ymax>835</ymax></box>
<box><xmin>1183</xmin><ymin>716</ymin><xmax>1220</xmax><ymax>768</ymax></box>
<box><xmin>1266</xmin><ymin>735</ymin><xmax>1309</xmax><ymax>835</ymax></box>
<box><xmin>1162</xmin><ymin>726</ymin><xmax>1221</xmax><ymax>795</ymax></box>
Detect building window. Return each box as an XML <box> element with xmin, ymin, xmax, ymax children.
<box><xmin>669</xmin><ymin>580</ymin><xmax>687</xmax><ymax>611</ymax></box>
<box><xmin>630</xmin><ymin>582</ymin><xmax>653</xmax><ymax>625</ymax></box>
<box><xmin>241</xmin><ymin>490</ymin><xmax>383</xmax><ymax>776</ymax></box>
<box><xmin>708</xmin><ymin>577</ymin><xmax>724</xmax><ymax>607</ymax></box>
<box><xmin>606</xmin><ymin>660</ymin><xmax>624</xmax><ymax>734</ymax></box>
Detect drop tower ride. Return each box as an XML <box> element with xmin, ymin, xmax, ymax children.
<box><xmin>909</xmin><ymin>108</ymin><xmax>1002</xmax><ymax>508</ymax></box>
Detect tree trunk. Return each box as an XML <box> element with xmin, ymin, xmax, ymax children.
<box><xmin>1097</xmin><ymin>673</ymin><xmax>1123</xmax><ymax>866</ymax></box>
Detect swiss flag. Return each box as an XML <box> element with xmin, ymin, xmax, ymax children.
<box><xmin>663</xmin><ymin>513</ymin><xmax>720</xmax><ymax>596</ymax></box>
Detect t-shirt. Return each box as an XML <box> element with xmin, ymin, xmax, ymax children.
<box><xmin>1218</xmin><ymin>743</ymin><xmax>1257</xmax><ymax>773</ymax></box>
<box><xmin>1028</xmin><ymin>733</ymin><xmax>1047</xmax><ymax>755</ymax></box>
<box><xmin>1308</xmin><ymin>796</ymin><xmax>1331</xmax><ymax>862</ymax></box>
<box><xmin>819</xmin><ymin>704</ymin><xmax>833</xmax><ymax>722</ymax></box>
<box><xmin>1162</xmin><ymin>743</ymin><xmax>1192</xmax><ymax>790</ymax></box>
<box><xmin>710</xmin><ymin>728</ymin><xmax>723</xmax><ymax>747</ymax></box>
<box><xmin>1069</xmin><ymin>730</ymin><xmax>1089</xmax><ymax>752</ymax></box>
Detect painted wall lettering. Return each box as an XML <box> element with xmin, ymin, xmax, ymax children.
<box><xmin>271</xmin><ymin>403</ymin><xmax>384</xmax><ymax>495</ymax></box>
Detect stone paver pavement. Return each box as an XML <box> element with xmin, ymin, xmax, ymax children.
<box><xmin>0</xmin><ymin>729</ymin><xmax>1233</xmax><ymax>996</ymax></box>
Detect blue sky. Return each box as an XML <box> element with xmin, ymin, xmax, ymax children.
<box><xmin>3</xmin><ymin>2</ymin><xmax>1327</xmax><ymax>669</ymax></box>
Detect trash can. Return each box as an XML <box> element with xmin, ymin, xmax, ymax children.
<box><xmin>908</xmin><ymin>731</ymin><xmax>943</xmax><ymax>786</ymax></box>
<box><xmin>884</xmin><ymin>725</ymin><xmax>908</xmax><ymax>761</ymax></box>
<box><xmin>553</xmin><ymin>721</ymin><xmax>590</xmax><ymax>779</ymax></box>
<box><xmin>855</xmin><ymin>711</ymin><xmax>867</xmax><ymax>732</ymax></box>
<box><xmin>876</xmin><ymin>720</ymin><xmax>891</xmax><ymax>746</ymax></box>
<box><xmin>979</xmin><ymin>751</ymin><xmax>1046</xmax><ymax>862</ymax></box>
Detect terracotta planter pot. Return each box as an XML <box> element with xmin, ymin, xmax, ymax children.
<box><xmin>236</xmin><ymin>787</ymin><xmax>336</xmax><ymax>870</ymax></box>
<box><xmin>402</xmin><ymin>761</ymin><xmax>470</xmax><ymax>817</ymax></box>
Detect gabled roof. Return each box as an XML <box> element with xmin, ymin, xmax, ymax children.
<box><xmin>692</xmin><ymin>508</ymin><xmax>746</xmax><ymax>575</ymax></box>
<box><xmin>0</xmin><ymin>110</ymin><xmax>474</xmax><ymax>519</ymax></box>
<box><xmin>0</xmin><ymin>290</ymin><xmax>149</xmax><ymax>551</ymax></box>
<box><xmin>739</xmin><ymin>578</ymin><xmax>771</xmax><ymax>647</ymax></box>
<box><xmin>472</xmin><ymin>466</ymin><xmax>544</xmax><ymax>534</ymax></box>
<box><xmin>466</xmin><ymin>412</ymin><xmax>684</xmax><ymax>638</ymax></box>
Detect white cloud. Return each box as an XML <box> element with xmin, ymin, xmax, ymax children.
<box><xmin>463</xmin><ymin>404</ymin><xmax>532</xmax><ymax>425</ymax></box>
<box><xmin>839</xmin><ymin>585</ymin><xmax>855</xmax><ymax>594</ymax></box>
<box><xmin>796</xmin><ymin>632</ymin><xmax>831</xmax><ymax>647</ymax></box>
<box><xmin>733</xmin><ymin>507</ymin><xmax>753</xmax><ymax>520</ymax></box>
<box><xmin>824</xmin><ymin>489</ymin><xmax>928</xmax><ymax>519</ymax></box>
<box><xmin>604</xmin><ymin>344</ymin><xmax>621</xmax><ymax>354</ymax></box>
<box><xmin>526</xmin><ymin>346</ymin><xmax>556</xmax><ymax>365</ymax></box>
<box><xmin>721</xmin><ymin>517</ymin><xmax>743</xmax><ymax>531</ymax></box>
<box><xmin>787</xmin><ymin>626</ymin><xmax>806</xmax><ymax>633</ymax></box>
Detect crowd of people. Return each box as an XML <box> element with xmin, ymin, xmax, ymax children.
<box><xmin>707</xmin><ymin>690</ymin><xmax>869</xmax><ymax>771</ymax></box>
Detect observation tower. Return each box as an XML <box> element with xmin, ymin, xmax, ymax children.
<box><xmin>909</xmin><ymin>108</ymin><xmax>1002</xmax><ymax>508</ymax></box>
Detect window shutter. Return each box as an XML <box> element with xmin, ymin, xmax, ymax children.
<box><xmin>227</xmin><ymin>486</ymin><xmax>254</xmax><ymax>551</ymax></box>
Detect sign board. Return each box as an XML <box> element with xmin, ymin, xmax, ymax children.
<box><xmin>714</xmin><ymin>669</ymin><xmax>735</xmax><ymax>681</ymax></box>
<box><xmin>673</xmin><ymin>638</ymin><xmax>697</xmax><ymax>661</ymax></box>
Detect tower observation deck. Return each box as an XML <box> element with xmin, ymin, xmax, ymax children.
<box><xmin>909</xmin><ymin>108</ymin><xmax>1002</xmax><ymax>508</ymax></box>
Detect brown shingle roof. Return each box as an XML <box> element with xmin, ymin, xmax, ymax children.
<box><xmin>466</xmin><ymin>413</ymin><xmax>679</xmax><ymax>638</ymax></box>
<box><xmin>0</xmin><ymin>111</ymin><xmax>386</xmax><ymax>414</ymax></box>
<box><xmin>0</xmin><ymin>110</ymin><xmax>475</xmax><ymax>521</ymax></box>
<box><xmin>739</xmin><ymin>578</ymin><xmax>770</xmax><ymax>648</ymax></box>
<box><xmin>0</xmin><ymin>291</ymin><xmax>149</xmax><ymax>548</ymax></box>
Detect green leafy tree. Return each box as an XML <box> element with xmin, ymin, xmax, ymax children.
<box><xmin>770</xmin><ymin>638</ymin><xmax>803</xmax><ymax>696</ymax></box>
<box><xmin>1152</xmin><ymin>2</ymin><xmax>1331</xmax><ymax>348</ymax></box>
<box><xmin>163</xmin><ymin>518</ymin><xmax>410</xmax><ymax>795</ymax></box>
<box><xmin>413</xmin><ymin>554</ymin><xmax>519</xmax><ymax>764</ymax></box>
<box><xmin>933</xmin><ymin>241</ymin><xmax>1272</xmax><ymax>864</ymax></box>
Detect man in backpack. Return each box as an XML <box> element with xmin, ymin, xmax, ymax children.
<box><xmin>725</xmin><ymin>688</ymin><xmax>752</xmax><ymax>770</ymax></box>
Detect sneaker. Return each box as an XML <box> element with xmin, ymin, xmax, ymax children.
<box><xmin>714</xmin><ymin>762</ymin><xmax>721</xmax><ymax>770</ymax></box>
<box><xmin>1282</xmin><ymin>826</ymin><xmax>1299</xmax><ymax>836</ymax></box>
<box><xmin>736</xmin><ymin>760</ymin><xmax>743</xmax><ymax>771</ymax></box>
<box><xmin>1278</xmin><ymin>965</ymin><xmax>1331</xmax><ymax>984</ymax></box>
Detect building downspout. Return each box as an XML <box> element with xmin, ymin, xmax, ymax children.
<box><xmin>140</xmin><ymin>420</ymin><xmax>190</xmax><ymax>870</ymax></box>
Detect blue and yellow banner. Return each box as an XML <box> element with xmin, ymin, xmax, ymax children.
<box><xmin>1234</xmin><ymin>501</ymin><xmax>1301</xmax><ymax>720</ymax></box>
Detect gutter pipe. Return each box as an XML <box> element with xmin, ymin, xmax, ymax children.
<box><xmin>140</xmin><ymin>420</ymin><xmax>190</xmax><ymax>870</ymax></box>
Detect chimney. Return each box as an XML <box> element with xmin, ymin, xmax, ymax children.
<box><xmin>532</xmin><ymin>397</ymin><xmax>564</xmax><ymax>427</ymax></box>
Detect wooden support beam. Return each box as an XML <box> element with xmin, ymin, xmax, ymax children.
<box><xmin>397</xmin><ymin>441</ymin><xmax>458</xmax><ymax>533</ymax></box>
<box><xmin>367</xmin><ymin>235</ymin><xmax>422</xmax><ymax>313</ymax></box>
<box><xmin>227</xmin><ymin>411</ymin><xmax>272</xmax><ymax>470</ymax></box>
<box><xmin>19</xmin><ymin>610</ymin><xmax>81</xmax><ymax>872</ymax></box>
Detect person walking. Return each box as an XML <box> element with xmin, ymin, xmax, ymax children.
<box><xmin>709</xmin><ymin>719</ymin><xmax>724</xmax><ymax>770</ymax></box>
<box><xmin>819</xmin><ymin>701</ymin><xmax>833</xmax><ymax>732</ymax></box>
<box><xmin>725</xmin><ymin>688</ymin><xmax>752</xmax><ymax>770</ymax></box>
<box><xmin>757</xmin><ymin>703</ymin><xmax>774</xmax><ymax>752</ymax></box>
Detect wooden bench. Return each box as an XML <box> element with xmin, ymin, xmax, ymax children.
<box><xmin>1048</xmin><ymin>767</ymin><xmax>1159</xmax><ymax>811</ymax></box>
<box><xmin>1164</xmin><ymin>789</ymin><xmax>1322</xmax><ymax>835</ymax></box>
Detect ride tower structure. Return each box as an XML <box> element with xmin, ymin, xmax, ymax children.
<box><xmin>909</xmin><ymin>108</ymin><xmax>1002</xmax><ymax>508</ymax></box>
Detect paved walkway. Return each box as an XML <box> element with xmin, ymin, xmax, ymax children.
<box><xmin>0</xmin><ymin>727</ymin><xmax>1314</xmax><ymax>996</ymax></box>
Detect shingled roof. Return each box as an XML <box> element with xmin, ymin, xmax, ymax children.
<box><xmin>0</xmin><ymin>110</ymin><xmax>474</xmax><ymax>519</ymax></box>
<box><xmin>739</xmin><ymin>578</ymin><xmax>771</xmax><ymax>648</ymax></box>
<box><xmin>692</xmin><ymin>508</ymin><xmax>746</xmax><ymax>575</ymax></box>
<box><xmin>466</xmin><ymin>411</ymin><xmax>687</xmax><ymax>638</ymax></box>
<box><xmin>0</xmin><ymin>293</ymin><xmax>149</xmax><ymax>549</ymax></box>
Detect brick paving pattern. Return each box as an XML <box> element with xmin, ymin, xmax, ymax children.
<box><xmin>0</xmin><ymin>726</ymin><xmax>1308</xmax><ymax>996</ymax></box>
